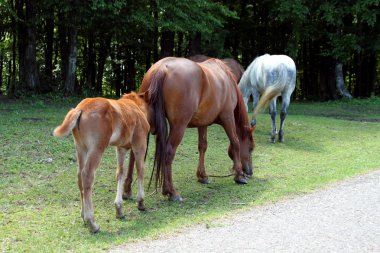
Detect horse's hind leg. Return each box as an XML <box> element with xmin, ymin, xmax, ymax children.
<box><xmin>76</xmin><ymin>146</ymin><xmax>87</xmax><ymax>220</ymax></box>
<box><xmin>123</xmin><ymin>151</ymin><xmax>135</xmax><ymax>200</ymax></box>
<box><xmin>115</xmin><ymin>147</ymin><xmax>128</xmax><ymax>219</ymax></box>
<box><xmin>82</xmin><ymin>150</ymin><xmax>104</xmax><ymax>233</ymax></box>
<box><xmin>196</xmin><ymin>126</ymin><xmax>209</xmax><ymax>184</ymax></box>
<box><xmin>163</xmin><ymin>125</ymin><xmax>187</xmax><ymax>202</ymax></box>
<box><xmin>251</xmin><ymin>90</ymin><xmax>260</xmax><ymax>126</ymax></box>
<box><xmin>279</xmin><ymin>95</ymin><xmax>290</xmax><ymax>143</ymax></box>
<box><xmin>269</xmin><ymin>99</ymin><xmax>277</xmax><ymax>143</ymax></box>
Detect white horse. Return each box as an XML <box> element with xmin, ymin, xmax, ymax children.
<box><xmin>239</xmin><ymin>54</ymin><xmax>296</xmax><ymax>143</ymax></box>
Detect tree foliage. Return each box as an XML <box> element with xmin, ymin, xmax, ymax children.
<box><xmin>0</xmin><ymin>0</ymin><xmax>378</xmax><ymax>99</ymax></box>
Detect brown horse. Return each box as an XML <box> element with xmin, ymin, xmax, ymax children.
<box><xmin>188</xmin><ymin>54</ymin><xmax>245</xmax><ymax>81</ymax></box>
<box><xmin>137</xmin><ymin>57</ymin><xmax>254</xmax><ymax>201</ymax></box>
<box><xmin>53</xmin><ymin>92</ymin><xmax>150</xmax><ymax>233</ymax></box>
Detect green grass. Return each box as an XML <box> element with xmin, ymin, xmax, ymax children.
<box><xmin>1</xmin><ymin>95</ymin><xmax>380</xmax><ymax>252</ymax></box>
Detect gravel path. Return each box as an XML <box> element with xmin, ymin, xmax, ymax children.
<box><xmin>110</xmin><ymin>170</ymin><xmax>380</xmax><ymax>253</ymax></box>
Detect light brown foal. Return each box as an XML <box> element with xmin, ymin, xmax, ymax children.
<box><xmin>53</xmin><ymin>92</ymin><xmax>149</xmax><ymax>233</ymax></box>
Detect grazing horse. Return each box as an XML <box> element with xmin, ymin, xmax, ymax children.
<box><xmin>53</xmin><ymin>92</ymin><xmax>150</xmax><ymax>233</ymax></box>
<box><xmin>188</xmin><ymin>54</ymin><xmax>245</xmax><ymax>82</ymax></box>
<box><xmin>239</xmin><ymin>54</ymin><xmax>296</xmax><ymax>143</ymax></box>
<box><xmin>137</xmin><ymin>57</ymin><xmax>254</xmax><ymax>201</ymax></box>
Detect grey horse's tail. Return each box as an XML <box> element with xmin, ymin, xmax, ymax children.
<box><xmin>252</xmin><ymin>63</ymin><xmax>288</xmax><ymax>118</ymax></box>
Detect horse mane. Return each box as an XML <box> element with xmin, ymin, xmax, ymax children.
<box><xmin>207</xmin><ymin>58</ymin><xmax>251</xmax><ymax>140</ymax></box>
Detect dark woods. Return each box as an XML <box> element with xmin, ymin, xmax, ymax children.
<box><xmin>0</xmin><ymin>0</ymin><xmax>379</xmax><ymax>100</ymax></box>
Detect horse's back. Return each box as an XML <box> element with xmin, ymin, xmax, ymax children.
<box><xmin>141</xmin><ymin>57</ymin><xmax>238</xmax><ymax>127</ymax></box>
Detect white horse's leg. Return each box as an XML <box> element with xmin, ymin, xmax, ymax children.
<box><xmin>279</xmin><ymin>95</ymin><xmax>291</xmax><ymax>143</ymax></box>
<box><xmin>269</xmin><ymin>99</ymin><xmax>277</xmax><ymax>143</ymax></box>
<box><xmin>251</xmin><ymin>90</ymin><xmax>260</xmax><ymax>127</ymax></box>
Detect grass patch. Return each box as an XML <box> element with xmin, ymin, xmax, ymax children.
<box><xmin>1</xmin><ymin>96</ymin><xmax>380</xmax><ymax>252</ymax></box>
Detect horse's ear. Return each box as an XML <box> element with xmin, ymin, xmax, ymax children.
<box><xmin>139</xmin><ymin>91</ymin><xmax>149</xmax><ymax>101</ymax></box>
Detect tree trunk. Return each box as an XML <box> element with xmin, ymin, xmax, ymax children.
<box><xmin>24</xmin><ymin>0</ymin><xmax>40</xmax><ymax>91</ymax></box>
<box><xmin>16</xmin><ymin>0</ymin><xmax>26</xmax><ymax>91</ymax></box>
<box><xmin>335</xmin><ymin>63</ymin><xmax>352</xmax><ymax>99</ymax></box>
<box><xmin>45</xmin><ymin>17</ymin><xmax>54</xmax><ymax>79</ymax></box>
<box><xmin>176</xmin><ymin>32</ymin><xmax>183</xmax><ymax>57</ymax></box>
<box><xmin>160</xmin><ymin>30</ymin><xmax>175</xmax><ymax>58</ymax></box>
<box><xmin>64</xmin><ymin>26</ymin><xmax>78</xmax><ymax>94</ymax></box>
<box><xmin>152</xmin><ymin>0</ymin><xmax>159</xmax><ymax>62</ymax></box>
<box><xmin>0</xmin><ymin>53</ymin><xmax>3</xmax><ymax>93</ymax></box>
<box><xmin>96</xmin><ymin>34</ymin><xmax>111</xmax><ymax>94</ymax></box>
<box><xmin>189</xmin><ymin>32</ymin><xmax>202</xmax><ymax>56</ymax></box>
<box><xmin>124</xmin><ymin>48</ymin><xmax>136</xmax><ymax>93</ymax></box>
<box><xmin>111</xmin><ymin>44</ymin><xmax>122</xmax><ymax>97</ymax></box>
<box><xmin>58</xmin><ymin>13</ymin><xmax>68</xmax><ymax>86</ymax></box>
<box><xmin>85</xmin><ymin>34</ymin><xmax>96</xmax><ymax>91</ymax></box>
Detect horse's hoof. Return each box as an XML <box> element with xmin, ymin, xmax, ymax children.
<box><xmin>169</xmin><ymin>195</ymin><xmax>183</xmax><ymax>202</ymax></box>
<box><xmin>243</xmin><ymin>173</ymin><xmax>252</xmax><ymax>178</ymax></box>
<box><xmin>122</xmin><ymin>192</ymin><xmax>133</xmax><ymax>200</ymax></box>
<box><xmin>88</xmin><ymin>222</ymin><xmax>100</xmax><ymax>234</ymax></box>
<box><xmin>91</xmin><ymin>225</ymin><xmax>100</xmax><ymax>234</ymax></box>
<box><xmin>198</xmin><ymin>177</ymin><xmax>210</xmax><ymax>184</ymax></box>
<box><xmin>234</xmin><ymin>175</ymin><xmax>248</xmax><ymax>184</ymax></box>
<box><xmin>138</xmin><ymin>200</ymin><xmax>146</xmax><ymax>211</ymax></box>
<box><xmin>116</xmin><ymin>208</ymin><xmax>125</xmax><ymax>219</ymax></box>
<box><xmin>116</xmin><ymin>214</ymin><xmax>126</xmax><ymax>219</ymax></box>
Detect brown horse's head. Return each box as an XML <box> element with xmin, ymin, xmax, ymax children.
<box><xmin>228</xmin><ymin>125</ymin><xmax>255</xmax><ymax>177</ymax></box>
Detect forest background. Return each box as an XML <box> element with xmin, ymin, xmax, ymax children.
<box><xmin>0</xmin><ymin>0</ymin><xmax>379</xmax><ymax>100</ymax></box>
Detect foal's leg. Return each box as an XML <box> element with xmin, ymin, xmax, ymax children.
<box><xmin>279</xmin><ymin>95</ymin><xmax>290</xmax><ymax>143</ymax></box>
<box><xmin>133</xmin><ymin>147</ymin><xmax>146</xmax><ymax>211</ymax></box>
<box><xmin>269</xmin><ymin>99</ymin><xmax>277</xmax><ymax>143</ymax></box>
<box><xmin>81</xmin><ymin>149</ymin><xmax>104</xmax><ymax>233</ymax></box>
<box><xmin>162</xmin><ymin>125</ymin><xmax>187</xmax><ymax>202</ymax></box>
<box><xmin>115</xmin><ymin>147</ymin><xmax>128</xmax><ymax>219</ymax></box>
<box><xmin>123</xmin><ymin>151</ymin><xmax>135</xmax><ymax>200</ymax></box>
<box><xmin>220</xmin><ymin>115</ymin><xmax>247</xmax><ymax>184</ymax></box>
<box><xmin>196</xmin><ymin>126</ymin><xmax>209</xmax><ymax>184</ymax></box>
<box><xmin>76</xmin><ymin>146</ymin><xmax>87</xmax><ymax>219</ymax></box>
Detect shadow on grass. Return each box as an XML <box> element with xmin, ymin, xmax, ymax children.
<box><xmin>82</xmin><ymin>176</ymin><xmax>272</xmax><ymax>246</ymax></box>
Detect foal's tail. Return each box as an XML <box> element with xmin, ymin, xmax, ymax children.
<box><xmin>252</xmin><ymin>63</ymin><xmax>288</xmax><ymax>118</ymax></box>
<box><xmin>53</xmin><ymin>108</ymin><xmax>82</xmax><ymax>137</ymax></box>
<box><xmin>146</xmin><ymin>67</ymin><xmax>168</xmax><ymax>189</ymax></box>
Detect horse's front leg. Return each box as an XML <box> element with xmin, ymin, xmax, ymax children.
<box><xmin>221</xmin><ymin>116</ymin><xmax>247</xmax><ymax>184</ymax></box>
<box><xmin>196</xmin><ymin>126</ymin><xmax>209</xmax><ymax>184</ymax></box>
<box><xmin>123</xmin><ymin>151</ymin><xmax>135</xmax><ymax>200</ymax></box>
<box><xmin>115</xmin><ymin>147</ymin><xmax>128</xmax><ymax>219</ymax></box>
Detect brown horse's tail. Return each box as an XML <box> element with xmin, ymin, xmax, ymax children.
<box><xmin>252</xmin><ymin>63</ymin><xmax>288</xmax><ymax>119</ymax></box>
<box><xmin>53</xmin><ymin>108</ymin><xmax>82</xmax><ymax>137</ymax></box>
<box><xmin>147</xmin><ymin>67</ymin><xmax>168</xmax><ymax>189</ymax></box>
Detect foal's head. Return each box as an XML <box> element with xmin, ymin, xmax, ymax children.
<box><xmin>122</xmin><ymin>92</ymin><xmax>149</xmax><ymax>117</ymax></box>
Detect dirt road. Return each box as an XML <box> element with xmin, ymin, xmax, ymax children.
<box><xmin>110</xmin><ymin>170</ymin><xmax>380</xmax><ymax>253</ymax></box>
